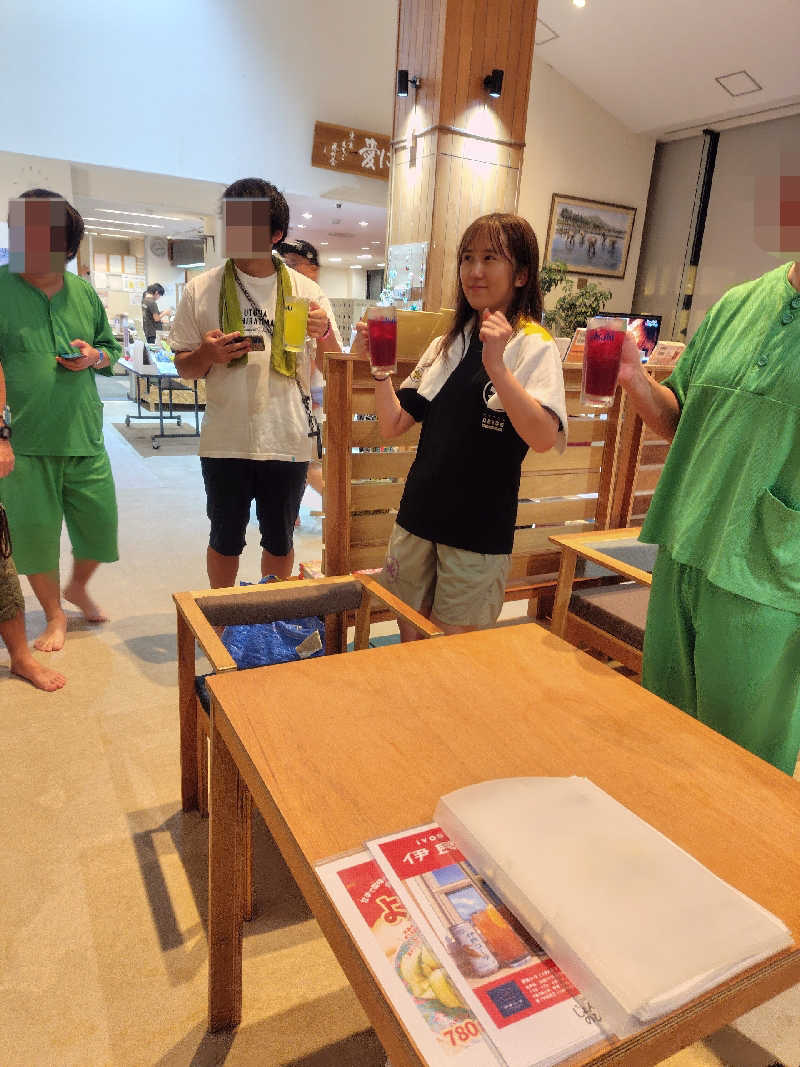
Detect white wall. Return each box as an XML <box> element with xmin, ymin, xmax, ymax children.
<box><xmin>318</xmin><ymin>266</ymin><xmax>366</xmax><ymax>299</ymax></box>
<box><xmin>518</xmin><ymin>61</ymin><xmax>656</xmax><ymax>316</ymax></box>
<box><xmin>3</xmin><ymin>0</ymin><xmax>397</xmax><ymax>205</ymax></box>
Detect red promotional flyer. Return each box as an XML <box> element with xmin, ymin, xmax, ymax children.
<box><xmin>367</xmin><ymin>824</ymin><xmax>605</xmax><ymax>1067</ymax></box>
<box><xmin>315</xmin><ymin>850</ymin><xmax>501</xmax><ymax>1065</ymax></box>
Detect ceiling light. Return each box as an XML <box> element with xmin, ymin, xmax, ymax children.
<box><xmin>329</xmin><ymin>257</ymin><xmax>342</xmax><ymax>262</ymax></box>
<box><xmin>359</xmin><ymin>220</ymin><xmax>368</xmax><ymax>227</ymax></box>
<box><xmin>302</xmin><ymin>212</ymin><xmax>312</xmax><ymax>219</ymax></box>
<box><xmin>377</xmin><ymin>262</ymin><xmax>385</xmax><ymax>267</ymax></box>
<box><xmin>572</xmin><ymin>0</ymin><xmax>586</xmax><ymax>6</ymax></box>
<box><xmin>97</xmin><ymin>209</ymin><xmax>186</xmax><ymax>221</ymax></box>
<box><xmin>83</xmin><ymin>217</ymin><xmax>161</xmax><ymax>228</ymax></box>
<box><xmin>357</xmin><ymin>254</ymin><xmax>372</xmax><ymax>259</ymax></box>
<box><xmin>361</xmin><ymin>246</ymin><xmax>370</xmax><ymax>250</ymax></box>
<box><xmin>297</xmin><ymin>224</ymin><xmax>306</xmax><ymax>229</ymax></box>
<box><xmin>371</xmin><ymin>241</ymin><xmax>381</xmax><ymax>245</ymax></box>
<box><xmin>320</xmin><ymin>241</ymin><xmax>329</xmax><ymax>246</ymax></box>
<box><xmin>350</xmin><ymin>265</ymin><xmax>363</xmax><ymax>269</ymax></box>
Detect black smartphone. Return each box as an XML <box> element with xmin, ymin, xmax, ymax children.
<box><xmin>246</xmin><ymin>335</ymin><xmax>266</xmax><ymax>352</ymax></box>
<box><xmin>58</xmin><ymin>350</ymin><xmax>82</xmax><ymax>361</ymax></box>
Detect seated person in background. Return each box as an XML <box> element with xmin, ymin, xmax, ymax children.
<box><xmin>276</xmin><ymin>239</ymin><xmax>340</xmax><ymax>500</ymax></box>
<box><xmin>141</xmin><ymin>283</ymin><xmax>173</xmax><ymax>343</ymax></box>
<box><xmin>354</xmin><ymin>212</ymin><xmax>567</xmax><ymax>641</ymax></box>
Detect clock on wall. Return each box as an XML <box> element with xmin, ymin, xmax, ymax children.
<box><xmin>149</xmin><ymin>236</ymin><xmax>168</xmax><ymax>258</ymax></box>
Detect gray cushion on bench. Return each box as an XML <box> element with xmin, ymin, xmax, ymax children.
<box><xmin>569</xmin><ymin>582</ymin><xmax>650</xmax><ymax>650</ymax></box>
<box><xmin>195</xmin><ymin>578</ymin><xmax>363</xmax><ymax>627</ymax></box>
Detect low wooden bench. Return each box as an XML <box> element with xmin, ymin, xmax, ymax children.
<box><xmin>318</xmin><ymin>349</ymin><xmax>626</xmax><ymax>644</ymax></box>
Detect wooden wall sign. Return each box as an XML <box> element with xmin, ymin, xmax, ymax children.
<box><xmin>311</xmin><ymin>122</ymin><xmax>391</xmax><ymax>181</ymax></box>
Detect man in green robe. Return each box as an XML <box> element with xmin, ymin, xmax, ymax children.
<box><xmin>619</xmin><ymin>259</ymin><xmax>800</xmax><ymax>774</ymax></box>
<box><xmin>0</xmin><ymin>190</ymin><xmax>121</xmax><ymax>652</ymax></box>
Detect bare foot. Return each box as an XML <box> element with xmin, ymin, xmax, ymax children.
<box><xmin>63</xmin><ymin>581</ymin><xmax>109</xmax><ymax>623</ymax></box>
<box><xmin>10</xmin><ymin>655</ymin><xmax>67</xmax><ymax>691</ymax></box>
<box><xmin>33</xmin><ymin>612</ymin><xmax>68</xmax><ymax>652</ymax></box>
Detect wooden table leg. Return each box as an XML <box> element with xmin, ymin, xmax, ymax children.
<box><xmin>208</xmin><ymin>707</ymin><xmax>247</xmax><ymax>1032</ymax></box>
<box><xmin>551</xmin><ymin>548</ymin><xmax>578</xmax><ymax>638</ymax></box>
<box><xmin>177</xmin><ymin>612</ymin><xmax>199</xmax><ymax>812</ymax></box>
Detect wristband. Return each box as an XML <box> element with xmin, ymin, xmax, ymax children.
<box><xmin>93</xmin><ymin>349</ymin><xmax>107</xmax><ymax>368</ymax></box>
<box><xmin>321</xmin><ymin>319</ymin><xmax>331</xmax><ymax>341</ymax></box>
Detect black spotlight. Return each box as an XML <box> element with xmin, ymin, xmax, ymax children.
<box><xmin>397</xmin><ymin>70</ymin><xmax>421</xmax><ymax>97</ymax></box>
<box><xmin>483</xmin><ymin>68</ymin><xmax>504</xmax><ymax>98</ymax></box>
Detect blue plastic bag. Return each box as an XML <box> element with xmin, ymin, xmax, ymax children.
<box><xmin>221</xmin><ymin>576</ymin><xmax>325</xmax><ymax>670</ymax></box>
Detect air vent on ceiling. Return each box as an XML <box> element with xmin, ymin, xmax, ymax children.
<box><xmin>715</xmin><ymin>71</ymin><xmax>762</xmax><ymax>97</ymax></box>
<box><xmin>328</xmin><ymin>231</ymin><xmax>356</xmax><ymax>239</ymax></box>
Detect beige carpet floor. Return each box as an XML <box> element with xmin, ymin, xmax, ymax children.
<box><xmin>0</xmin><ymin>380</ymin><xmax>796</xmax><ymax>1066</ymax></box>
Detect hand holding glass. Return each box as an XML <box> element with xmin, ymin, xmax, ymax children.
<box><xmin>283</xmin><ymin>296</ymin><xmax>310</xmax><ymax>353</ymax></box>
<box><xmin>581</xmin><ymin>316</ymin><xmax>628</xmax><ymax>407</ymax></box>
<box><xmin>366</xmin><ymin>306</ymin><xmax>398</xmax><ymax>377</ymax></box>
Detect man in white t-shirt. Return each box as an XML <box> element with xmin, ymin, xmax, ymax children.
<box><xmin>169</xmin><ymin>178</ymin><xmax>341</xmax><ymax>586</ymax></box>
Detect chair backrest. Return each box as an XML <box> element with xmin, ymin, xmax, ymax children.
<box><xmin>322</xmin><ymin>353</ymin><xmax>624</xmax><ymax>587</ymax></box>
<box><xmin>609</xmin><ymin>364</ymin><xmax>673</xmax><ymax>528</ymax></box>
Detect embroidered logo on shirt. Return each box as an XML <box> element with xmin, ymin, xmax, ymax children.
<box><xmin>481</xmin><ymin>412</ymin><xmax>506</xmax><ymax>432</ymax></box>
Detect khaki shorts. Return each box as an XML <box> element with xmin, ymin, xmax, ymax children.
<box><xmin>378</xmin><ymin>524</ymin><xmax>510</xmax><ymax>628</ymax></box>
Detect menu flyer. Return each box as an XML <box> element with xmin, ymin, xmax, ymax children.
<box><xmin>366</xmin><ymin>824</ymin><xmax>606</xmax><ymax>1067</ymax></box>
<box><xmin>315</xmin><ymin>849</ymin><xmax>501</xmax><ymax>1065</ymax></box>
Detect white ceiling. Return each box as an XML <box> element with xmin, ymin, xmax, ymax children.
<box><xmin>74</xmin><ymin>197</ymin><xmax>205</xmax><ymax>240</ymax></box>
<box><xmin>74</xmin><ymin>192</ymin><xmax>388</xmax><ymax>270</ymax></box>
<box><xmin>283</xmin><ymin>192</ymin><xmax>387</xmax><ymax>270</ymax></box>
<box><xmin>534</xmin><ymin>0</ymin><xmax>800</xmax><ymax>139</ymax></box>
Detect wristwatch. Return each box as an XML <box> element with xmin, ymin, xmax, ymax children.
<box><xmin>0</xmin><ymin>405</ymin><xmax>11</xmax><ymax>441</ymax></box>
<box><xmin>92</xmin><ymin>349</ymin><xmax>107</xmax><ymax>368</ymax></box>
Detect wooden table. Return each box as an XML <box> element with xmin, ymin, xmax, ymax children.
<box><xmin>549</xmin><ymin>527</ymin><xmax>655</xmax><ymax>639</ymax></box>
<box><xmin>206</xmin><ymin>624</ymin><xmax>800</xmax><ymax>1065</ymax></box>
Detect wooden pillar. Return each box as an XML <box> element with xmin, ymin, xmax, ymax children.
<box><xmin>389</xmin><ymin>0</ymin><xmax>538</xmax><ymax>311</ymax></box>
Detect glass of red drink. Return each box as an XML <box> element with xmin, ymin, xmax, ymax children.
<box><xmin>366</xmin><ymin>306</ymin><xmax>398</xmax><ymax>377</ymax></box>
<box><xmin>581</xmin><ymin>316</ymin><xmax>627</xmax><ymax>407</ymax></box>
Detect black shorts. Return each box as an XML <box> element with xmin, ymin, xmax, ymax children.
<box><xmin>200</xmin><ymin>457</ymin><xmax>309</xmax><ymax>557</ymax></box>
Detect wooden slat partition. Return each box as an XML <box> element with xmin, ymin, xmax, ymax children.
<box><xmin>609</xmin><ymin>364</ymin><xmax>674</xmax><ymax>528</ymax></box>
<box><xmin>320</xmin><ymin>352</ymin><xmax>625</xmax><ymax>618</ymax></box>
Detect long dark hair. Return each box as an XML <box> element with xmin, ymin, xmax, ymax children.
<box><xmin>439</xmin><ymin>213</ymin><xmax>543</xmax><ymax>357</ymax></box>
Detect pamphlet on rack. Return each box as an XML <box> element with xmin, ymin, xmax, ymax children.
<box><xmin>366</xmin><ymin>824</ymin><xmax>606</xmax><ymax>1067</ymax></box>
<box><xmin>315</xmin><ymin>850</ymin><xmax>501</xmax><ymax>1065</ymax></box>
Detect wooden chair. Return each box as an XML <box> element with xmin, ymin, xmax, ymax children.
<box><xmin>319</xmin><ymin>352</ymin><xmax>625</xmax><ymax>645</ymax></box>
<box><xmin>549</xmin><ymin>364</ymin><xmax>674</xmax><ymax>670</ymax></box>
<box><xmin>175</xmin><ymin>574</ymin><xmax>441</xmax><ymax>822</ymax></box>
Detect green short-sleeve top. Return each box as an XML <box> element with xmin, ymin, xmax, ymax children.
<box><xmin>0</xmin><ymin>267</ymin><xmax>122</xmax><ymax>455</ymax></box>
<box><xmin>640</xmin><ymin>262</ymin><xmax>800</xmax><ymax>613</ymax></box>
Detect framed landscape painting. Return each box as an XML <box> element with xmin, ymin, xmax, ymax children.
<box><xmin>544</xmin><ymin>194</ymin><xmax>636</xmax><ymax>279</ymax></box>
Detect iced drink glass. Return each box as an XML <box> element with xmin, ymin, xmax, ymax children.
<box><xmin>367</xmin><ymin>306</ymin><xmax>398</xmax><ymax>376</ymax></box>
<box><xmin>581</xmin><ymin>316</ymin><xmax>628</xmax><ymax>407</ymax></box>
<box><xmin>283</xmin><ymin>296</ymin><xmax>310</xmax><ymax>353</ymax></box>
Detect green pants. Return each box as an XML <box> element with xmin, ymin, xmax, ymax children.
<box><xmin>0</xmin><ymin>452</ymin><xmax>118</xmax><ymax>575</ymax></box>
<box><xmin>643</xmin><ymin>549</ymin><xmax>800</xmax><ymax>775</ymax></box>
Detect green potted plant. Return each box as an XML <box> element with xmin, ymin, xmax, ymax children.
<box><xmin>546</xmin><ymin>271</ymin><xmax>614</xmax><ymax>337</ymax></box>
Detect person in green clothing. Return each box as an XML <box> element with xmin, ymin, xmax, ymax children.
<box><xmin>618</xmin><ymin>259</ymin><xmax>800</xmax><ymax>775</ymax></box>
<box><xmin>0</xmin><ymin>189</ymin><xmax>121</xmax><ymax>652</ymax></box>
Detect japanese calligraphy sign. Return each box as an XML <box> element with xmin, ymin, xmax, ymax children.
<box><xmin>311</xmin><ymin>121</ymin><xmax>391</xmax><ymax>181</ymax></box>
